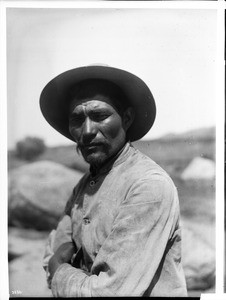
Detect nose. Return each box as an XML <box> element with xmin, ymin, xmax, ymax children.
<box><xmin>81</xmin><ymin>117</ymin><xmax>97</xmax><ymax>144</ymax></box>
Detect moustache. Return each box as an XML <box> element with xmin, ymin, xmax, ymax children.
<box><xmin>76</xmin><ymin>141</ymin><xmax>110</xmax><ymax>152</ymax></box>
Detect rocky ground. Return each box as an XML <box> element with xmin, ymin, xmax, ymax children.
<box><xmin>8</xmin><ymin>228</ymin><xmax>52</xmax><ymax>297</ymax></box>
<box><xmin>8</xmin><ymin>219</ymin><xmax>215</xmax><ymax>297</ymax></box>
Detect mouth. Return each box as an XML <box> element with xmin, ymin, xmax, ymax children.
<box><xmin>82</xmin><ymin>143</ymin><xmax>103</xmax><ymax>151</ymax></box>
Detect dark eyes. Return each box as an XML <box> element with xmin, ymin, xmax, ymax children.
<box><xmin>91</xmin><ymin>113</ymin><xmax>109</xmax><ymax>121</ymax></box>
<box><xmin>69</xmin><ymin>113</ymin><xmax>110</xmax><ymax>127</ymax></box>
<box><xmin>69</xmin><ymin>116</ymin><xmax>85</xmax><ymax>126</ymax></box>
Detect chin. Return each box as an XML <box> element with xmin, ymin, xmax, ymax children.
<box><xmin>84</xmin><ymin>152</ymin><xmax>108</xmax><ymax>167</ymax></box>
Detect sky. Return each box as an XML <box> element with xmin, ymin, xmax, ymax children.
<box><xmin>6</xmin><ymin>7</ymin><xmax>217</xmax><ymax>148</ymax></box>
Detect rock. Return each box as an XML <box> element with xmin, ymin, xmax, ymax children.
<box><xmin>8</xmin><ymin>228</ymin><xmax>49</xmax><ymax>260</ymax></box>
<box><xmin>181</xmin><ymin>157</ymin><xmax>215</xmax><ymax>181</ymax></box>
<box><xmin>8</xmin><ymin>161</ymin><xmax>83</xmax><ymax>230</ymax></box>
<box><xmin>181</xmin><ymin>219</ymin><xmax>215</xmax><ymax>291</ymax></box>
<box><xmin>8</xmin><ymin>228</ymin><xmax>52</xmax><ymax>297</ymax></box>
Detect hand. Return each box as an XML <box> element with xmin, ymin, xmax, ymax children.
<box><xmin>48</xmin><ymin>242</ymin><xmax>77</xmax><ymax>280</ymax></box>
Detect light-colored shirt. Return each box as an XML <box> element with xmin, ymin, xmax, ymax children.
<box><xmin>43</xmin><ymin>143</ymin><xmax>187</xmax><ymax>297</ymax></box>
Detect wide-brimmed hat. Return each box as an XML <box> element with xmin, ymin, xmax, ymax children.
<box><xmin>40</xmin><ymin>65</ymin><xmax>156</xmax><ymax>142</ymax></box>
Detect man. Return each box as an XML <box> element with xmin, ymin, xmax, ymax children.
<box><xmin>40</xmin><ymin>65</ymin><xmax>187</xmax><ymax>297</ymax></box>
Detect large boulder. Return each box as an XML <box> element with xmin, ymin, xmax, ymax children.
<box><xmin>8</xmin><ymin>161</ymin><xmax>83</xmax><ymax>230</ymax></box>
<box><xmin>181</xmin><ymin>219</ymin><xmax>215</xmax><ymax>291</ymax></box>
<box><xmin>181</xmin><ymin>157</ymin><xmax>215</xmax><ymax>181</ymax></box>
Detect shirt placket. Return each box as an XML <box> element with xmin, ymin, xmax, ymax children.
<box><xmin>81</xmin><ymin>176</ymin><xmax>101</xmax><ymax>270</ymax></box>
<box><xmin>82</xmin><ymin>176</ymin><xmax>98</xmax><ymax>224</ymax></box>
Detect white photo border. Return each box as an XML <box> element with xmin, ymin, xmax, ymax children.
<box><xmin>0</xmin><ymin>1</ymin><xmax>225</xmax><ymax>300</ymax></box>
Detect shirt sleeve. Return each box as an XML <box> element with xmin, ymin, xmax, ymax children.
<box><xmin>51</xmin><ymin>174</ymin><xmax>180</xmax><ymax>297</ymax></box>
<box><xmin>43</xmin><ymin>177</ymin><xmax>87</xmax><ymax>286</ymax></box>
<box><xmin>42</xmin><ymin>214</ymin><xmax>73</xmax><ymax>287</ymax></box>
<box><xmin>43</xmin><ymin>185</ymin><xmax>78</xmax><ymax>271</ymax></box>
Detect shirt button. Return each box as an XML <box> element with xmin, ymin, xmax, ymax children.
<box><xmin>83</xmin><ymin>218</ymin><xmax>90</xmax><ymax>225</ymax></box>
<box><xmin>90</xmin><ymin>180</ymin><xmax>95</xmax><ymax>187</ymax></box>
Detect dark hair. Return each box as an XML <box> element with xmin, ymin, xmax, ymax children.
<box><xmin>67</xmin><ymin>79</ymin><xmax>129</xmax><ymax>117</ymax></box>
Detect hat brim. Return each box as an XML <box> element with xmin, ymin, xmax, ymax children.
<box><xmin>40</xmin><ymin>65</ymin><xmax>156</xmax><ymax>142</ymax></box>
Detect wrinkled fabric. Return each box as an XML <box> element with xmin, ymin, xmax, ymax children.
<box><xmin>43</xmin><ymin>143</ymin><xmax>187</xmax><ymax>297</ymax></box>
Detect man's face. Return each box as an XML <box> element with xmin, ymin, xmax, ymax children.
<box><xmin>69</xmin><ymin>97</ymin><xmax>127</xmax><ymax>168</ymax></box>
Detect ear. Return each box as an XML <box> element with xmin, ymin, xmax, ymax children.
<box><xmin>122</xmin><ymin>107</ymin><xmax>135</xmax><ymax>132</ymax></box>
